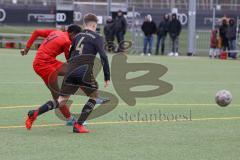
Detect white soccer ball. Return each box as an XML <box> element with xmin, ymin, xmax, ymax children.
<box><xmin>215</xmin><ymin>90</ymin><xmax>232</xmax><ymax>107</ymax></box>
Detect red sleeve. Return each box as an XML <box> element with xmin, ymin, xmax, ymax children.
<box><xmin>26</xmin><ymin>29</ymin><xmax>56</xmax><ymax>49</ymax></box>
<box><xmin>63</xmin><ymin>41</ymin><xmax>71</xmax><ymax>60</ymax></box>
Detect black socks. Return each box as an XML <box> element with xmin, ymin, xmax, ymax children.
<box><xmin>37</xmin><ymin>100</ymin><xmax>59</xmax><ymax>116</ymax></box>
<box><xmin>77</xmin><ymin>99</ymin><xmax>96</xmax><ymax>125</ymax></box>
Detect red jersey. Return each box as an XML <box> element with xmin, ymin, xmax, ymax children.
<box><xmin>26</xmin><ymin>29</ymin><xmax>71</xmax><ymax>61</ymax></box>
<box><xmin>26</xmin><ymin>29</ymin><xmax>71</xmax><ymax>84</ymax></box>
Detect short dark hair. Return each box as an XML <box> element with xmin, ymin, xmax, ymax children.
<box><xmin>229</xmin><ymin>18</ymin><xmax>235</xmax><ymax>23</ymax></box>
<box><xmin>222</xmin><ymin>19</ymin><xmax>227</xmax><ymax>24</ymax></box>
<box><xmin>83</xmin><ymin>13</ymin><xmax>98</xmax><ymax>24</ymax></box>
<box><xmin>172</xmin><ymin>13</ymin><xmax>177</xmax><ymax>17</ymax></box>
<box><xmin>67</xmin><ymin>24</ymin><xmax>82</xmax><ymax>34</ymax></box>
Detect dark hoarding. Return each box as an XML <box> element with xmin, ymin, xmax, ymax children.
<box><xmin>0</xmin><ymin>5</ymin><xmax>55</xmax><ymax>26</ymax></box>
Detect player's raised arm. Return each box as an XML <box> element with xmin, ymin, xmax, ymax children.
<box><xmin>21</xmin><ymin>29</ymin><xmax>56</xmax><ymax>56</ymax></box>
<box><xmin>96</xmin><ymin>36</ymin><xmax>110</xmax><ymax>87</ymax></box>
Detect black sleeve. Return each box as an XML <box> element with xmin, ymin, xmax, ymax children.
<box><xmin>178</xmin><ymin>21</ymin><xmax>182</xmax><ymax>34</ymax></box>
<box><xmin>168</xmin><ymin>22</ymin><xmax>172</xmax><ymax>33</ymax></box>
<box><xmin>158</xmin><ymin>22</ymin><xmax>162</xmax><ymax>29</ymax></box>
<box><xmin>153</xmin><ymin>21</ymin><xmax>157</xmax><ymax>33</ymax></box>
<box><xmin>96</xmin><ymin>36</ymin><xmax>110</xmax><ymax>81</ymax></box>
<box><xmin>176</xmin><ymin>21</ymin><xmax>182</xmax><ymax>36</ymax></box>
<box><xmin>165</xmin><ymin>21</ymin><xmax>170</xmax><ymax>32</ymax></box>
<box><xmin>122</xmin><ymin>17</ymin><xmax>127</xmax><ymax>33</ymax></box>
<box><xmin>158</xmin><ymin>22</ymin><xmax>161</xmax><ymax>29</ymax></box>
<box><xmin>103</xmin><ymin>25</ymin><xmax>108</xmax><ymax>37</ymax></box>
<box><xmin>141</xmin><ymin>22</ymin><xmax>145</xmax><ymax>32</ymax></box>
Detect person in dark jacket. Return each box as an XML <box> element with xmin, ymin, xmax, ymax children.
<box><xmin>104</xmin><ymin>16</ymin><xmax>115</xmax><ymax>52</ymax></box>
<box><xmin>114</xmin><ymin>10</ymin><xmax>127</xmax><ymax>51</ymax></box>
<box><xmin>226</xmin><ymin>18</ymin><xmax>237</xmax><ymax>59</ymax></box>
<box><xmin>168</xmin><ymin>13</ymin><xmax>182</xmax><ymax>56</ymax></box>
<box><xmin>141</xmin><ymin>15</ymin><xmax>157</xmax><ymax>56</ymax></box>
<box><xmin>219</xmin><ymin>19</ymin><xmax>229</xmax><ymax>51</ymax></box>
<box><xmin>155</xmin><ymin>14</ymin><xmax>170</xmax><ymax>55</ymax></box>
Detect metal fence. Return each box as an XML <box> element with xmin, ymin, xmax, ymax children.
<box><xmin>1</xmin><ymin>0</ymin><xmax>239</xmax><ymax>56</ymax></box>
<box><xmin>131</xmin><ymin>29</ymin><xmax>194</xmax><ymax>55</ymax></box>
<box><xmin>1</xmin><ymin>0</ymin><xmax>240</xmax><ymax>10</ymax></box>
<box><xmin>131</xmin><ymin>21</ymin><xmax>239</xmax><ymax>56</ymax></box>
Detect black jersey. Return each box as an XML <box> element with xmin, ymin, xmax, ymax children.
<box><xmin>69</xmin><ymin>29</ymin><xmax>110</xmax><ymax>81</ymax></box>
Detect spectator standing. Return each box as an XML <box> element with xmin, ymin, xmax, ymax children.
<box><xmin>114</xmin><ymin>10</ymin><xmax>127</xmax><ymax>52</ymax></box>
<box><xmin>155</xmin><ymin>14</ymin><xmax>170</xmax><ymax>55</ymax></box>
<box><xmin>226</xmin><ymin>18</ymin><xmax>237</xmax><ymax>59</ymax></box>
<box><xmin>216</xmin><ymin>31</ymin><xmax>222</xmax><ymax>58</ymax></box>
<box><xmin>209</xmin><ymin>30</ymin><xmax>220</xmax><ymax>58</ymax></box>
<box><xmin>168</xmin><ymin>13</ymin><xmax>182</xmax><ymax>56</ymax></box>
<box><xmin>104</xmin><ymin>16</ymin><xmax>115</xmax><ymax>52</ymax></box>
<box><xmin>141</xmin><ymin>15</ymin><xmax>157</xmax><ymax>56</ymax></box>
<box><xmin>219</xmin><ymin>19</ymin><xmax>229</xmax><ymax>51</ymax></box>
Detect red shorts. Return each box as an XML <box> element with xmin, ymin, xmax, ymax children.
<box><xmin>33</xmin><ymin>58</ymin><xmax>63</xmax><ymax>85</ymax></box>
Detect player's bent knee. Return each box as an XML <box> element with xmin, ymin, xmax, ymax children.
<box><xmin>89</xmin><ymin>90</ymin><xmax>98</xmax><ymax>100</ymax></box>
<box><xmin>58</xmin><ymin>96</ymin><xmax>70</xmax><ymax>107</ymax></box>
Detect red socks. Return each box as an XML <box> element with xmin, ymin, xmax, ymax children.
<box><xmin>59</xmin><ymin>105</ymin><xmax>71</xmax><ymax>119</ymax></box>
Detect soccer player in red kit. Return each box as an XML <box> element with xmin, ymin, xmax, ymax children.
<box><xmin>21</xmin><ymin>25</ymin><xmax>82</xmax><ymax>128</ymax></box>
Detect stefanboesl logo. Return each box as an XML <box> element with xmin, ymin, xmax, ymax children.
<box><xmin>56</xmin><ymin>13</ymin><xmax>66</xmax><ymax>22</ymax></box>
<box><xmin>0</xmin><ymin>8</ymin><xmax>6</xmax><ymax>22</ymax></box>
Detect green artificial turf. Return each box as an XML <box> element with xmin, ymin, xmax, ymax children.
<box><xmin>0</xmin><ymin>48</ymin><xmax>239</xmax><ymax>160</ymax></box>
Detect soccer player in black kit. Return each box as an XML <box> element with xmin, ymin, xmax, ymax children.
<box><xmin>26</xmin><ymin>13</ymin><xmax>110</xmax><ymax>133</ymax></box>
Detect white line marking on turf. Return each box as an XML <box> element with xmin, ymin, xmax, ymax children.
<box><xmin>0</xmin><ymin>82</ymin><xmax>43</xmax><ymax>84</ymax></box>
<box><xmin>0</xmin><ymin>116</ymin><xmax>240</xmax><ymax>129</ymax></box>
<box><xmin>0</xmin><ymin>103</ymin><xmax>235</xmax><ymax>110</ymax></box>
<box><xmin>0</xmin><ymin>105</ymin><xmax>40</xmax><ymax>109</ymax></box>
<box><xmin>0</xmin><ymin>81</ymin><xmax>240</xmax><ymax>85</ymax></box>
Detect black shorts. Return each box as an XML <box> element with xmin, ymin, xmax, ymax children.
<box><xmin>60</xmin><ymin>64</ymin><xmax>98</xmax><ymax>96</ymax></box>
